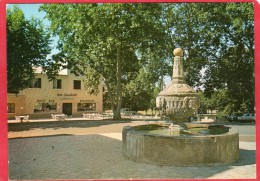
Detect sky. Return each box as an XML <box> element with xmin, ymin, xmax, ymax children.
<box><xmin>7</xmin><ymin>4</ymin><xmax>59</xmax><ymax>57</ymax></box>
<box><xmin>7</xmin><ymin>4</ymin><xmax>46</xmax><ymax>23</ymax></box>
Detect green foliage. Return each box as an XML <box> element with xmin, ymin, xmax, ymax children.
<box><xmin>167</xmin><ymin>3</ymin><xmax>254</xmax><ymax>114</ymax></box>
<box><xmin>40</xmin><ymin>3</ymin><xmax>254</xmax><ymax>116</ymax></box>
<box><xmin>205</xmin><ymin>3</ymin><xmax>254</xmax><ymax>114</ymax></box>
<box><xmin>7</xmin><ymin>5</ymin><xmax>51</xmax><ymax>93</ymax></box>
<box><xmin>122</xmin><ymin>68</ymin><xmax>160</xmax><ymax>111</ymax></box>
<box><xmin>199</xmin><ymin>87</ymin><xmax>253</xmax><ymax>115</ymax></box>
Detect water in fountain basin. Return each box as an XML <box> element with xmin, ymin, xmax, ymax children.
<box><xmin>139</xmin><ymin>126</ymin><xmax>229</xmax><ymax>136</ymax></box>
<box><xmin>141</xmin><ymin>127</ymin><xmax>206</xmax><ymax>136</ymax></box>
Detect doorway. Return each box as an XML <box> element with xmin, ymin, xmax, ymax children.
<box><xmin>62</xmin><ymin>103</ymin><xmax>72</xmax><ymax>116</ymax></box>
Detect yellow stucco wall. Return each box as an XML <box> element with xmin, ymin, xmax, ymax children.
<box><xmin>7</xmin><ymin>94</ymin><xmax>26</xmax><ymax>119</ymax></box>
<box><xmin>7</xmin><ymin>69</ymin><xmax>103</xmax><ymax>119</ymax></box>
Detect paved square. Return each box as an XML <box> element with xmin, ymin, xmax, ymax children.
<box><xmin>8</xmin><ymin>120</ymin><xmax>256</xmax><ymax>179</ymax></box>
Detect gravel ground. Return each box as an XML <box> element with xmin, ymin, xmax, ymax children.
<box><xmin>8</xmin><ymin>120</ymin><xmax>256</xmax><ymax>180</ymax></box>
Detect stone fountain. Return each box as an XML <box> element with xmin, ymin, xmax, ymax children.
<box><xmin>122</xmin><ymin>48</ymin><xmax>239</xmax><ymax>166</ymax></box>
<box><xmin>156</xmin><ymin>48</ymin><xmax>199</xmax><ymax>126</ymax></box>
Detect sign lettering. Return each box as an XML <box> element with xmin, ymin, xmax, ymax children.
<box><xmin>80</xmin><ymin>100</ymin><xmax>94</xmax><ymax>103</ymax></box>
<box><xmin>57</xmin><ymin>93</ymin><xmax>77</xmax><ymax>96</ymax></box>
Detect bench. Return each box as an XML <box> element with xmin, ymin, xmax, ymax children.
<box><xmin>15</xmin><ymin>115</ymin><xmax>29</xmax><ymax>122</ymax></box>
<box><xmin>83</xmin><ymin>113</ymin><xmax>95</xmax><ymax>119</ymax></box>
<box><xmin>51</xmin><ymin>114</ymin><xmax>66</xmax><ymax>121</ymax></box>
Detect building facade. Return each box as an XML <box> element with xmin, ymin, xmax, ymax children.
<box><xmin>7</xmin><ymin>67</ymin><xmax>103</xmax><ymax>119</ymax></box>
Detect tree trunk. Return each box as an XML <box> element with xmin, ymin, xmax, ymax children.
<box><xmin>113</xmin><ymin>44</ymin><xmax>123</xmax><ymax>119</ymax></box>
<box><xmin>103</xmin><ymin>78</ymin><xmax>115</xmax><ymax>114</ymax></box>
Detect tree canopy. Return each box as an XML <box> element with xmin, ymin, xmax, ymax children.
<box><xmin>40</xmin><ymin>3</ymin><xmax>171</xmax><ymax>119</ymax></box>
<box><xmin>39</xmin><ymin>3</ymin><xmax>254</xmax><ymax>117</ymax></box>
<box><xmin>7</xmin><ymin>5</ymin><xmax>52</xmax><ymax>94</ymax></box>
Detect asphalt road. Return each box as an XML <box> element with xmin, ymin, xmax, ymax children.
<box><xmin>216</xmin><ymin>121</ymin><xmax>256</xmax><ymax>142</ymax></box>
<box><xmin>227</xmin><ymin>124</ymin><xmax>255</xmax><ymax>136</ymax></box>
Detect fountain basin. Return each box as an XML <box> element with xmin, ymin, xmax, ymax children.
<box><xmin>122</xmin><ymin>124</ymin><xmax>239</xmax><ymax>166</ymax></box>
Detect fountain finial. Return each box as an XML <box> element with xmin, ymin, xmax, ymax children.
<box><xmin>173</xmin><ymin>48</ymin><xmax>183</xmax><ymax>57</ymax></box>
<box><xmin>172</xmin><ymin>48</ymin><xmax>184</xmax><ymax>83</ymax></box>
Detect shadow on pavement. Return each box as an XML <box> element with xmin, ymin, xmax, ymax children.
<box><xmin>236</xmin><ymin>149</ymin><xmax>256</xmax><ymax>166</ymax></box>
<box><xmin>8</xmin><ymin>119</ymin><xmax>133</xmax><ymax>132</ymax></box>
<box><xmin>8</xmin><ymin>134</ymin><xmax>75</xmax><ymax>139</ymax></box>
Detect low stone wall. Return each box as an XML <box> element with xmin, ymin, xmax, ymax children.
<box><xmin>122</xmin><ymin>124</ymin><xmax>239</xmax><ymax>166</ymax></box>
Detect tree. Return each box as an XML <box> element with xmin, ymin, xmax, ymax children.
<box><xmin>7</xmin><ymin>5</ymin><xmax>51</xmax><ymax>94</ymax></box>
<box><xmin>201</xmin><ymin>3</ymin><xmax>254</xmax><ymax>114</ymax></box>
<box><xmin>40</xmin><ymin>3</ymin><xmax>169</xmax><ymax>119</ymax></box>
<box><xmin>198</xmin><ymin>89</ymin><xmax>232</xmax><ymax>114</ymax></box>
<box><xmin>122</xmin><ymin>68</ymin><xmax>159</xmax><ymax>111</ymax></box>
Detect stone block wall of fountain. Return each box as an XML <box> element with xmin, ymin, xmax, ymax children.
<box><xmin>122</xmin><ymin>125</ymin><xmax>239</xmax><ymax>166</ymax></box>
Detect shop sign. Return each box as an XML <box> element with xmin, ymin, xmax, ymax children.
<box><xmin>37</xmin><ymin>99</ymin><xmax>55</xmax><ymax>102</ymax></box>
<box><xmin>37</xmin><ymin>99</ymin><xmax>45</xmax><ymax>102</ymax></box>
<box><xmin>57</xmin><ymin>93</ymin><xmax>77</xmax><ymax>96</ymax></box>
<box><xmin>80</xmin><ymin>100</ymin><xmax>95</xmax><ymax>103</ymax></box>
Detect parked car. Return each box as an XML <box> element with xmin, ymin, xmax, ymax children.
<box><xmin>188</xmin><ymin>116</ymin><xmax>198</xmax><ymax>122</ymax></box>
<box><xmin>237</xmin><ymin>113</ymin><xmax>255</xmax><ymax>123</ymax></box>
<box><xmin>227</xmin><ymin>114</ymin><xmax>238</xmax><ymax>122</ymax></box>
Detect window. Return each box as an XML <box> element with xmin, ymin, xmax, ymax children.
<box><xmin>34</xmin><ymin>102</ymin><xmax>57</xmax><ymax>113</ymax></box>
<box><xmin>77</xmin><ymin>103</ymin><xmax>96</xmax><ymax>112</ymax></box>
<box><xmin>53</xmin><ymin>79</ymin><xmax>62</xmax><ymax>89</ymax></box>
<box><xmin>29</xmin><ymin>78</ymin><xmax>41</xmax><ymax>88</ymax></box>
<box><xmin>8</xmin><ymin>103</ymin><xmax>15</xmax><ymax>113</ymax></box>
<box><xmin>74</xmin><ymin>80</ymin><xmax>81</xmax><ymax>89</ymax></box>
